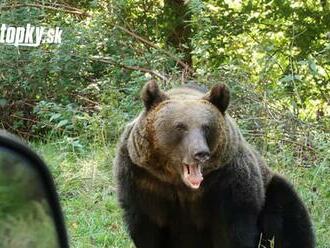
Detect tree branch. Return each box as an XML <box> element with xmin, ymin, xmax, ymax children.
<box><xmin>91</xmin><ymin>55</ymin><xmax>169</xmax><ymax>82</ymax></box>
<box><xmin>115</xmin><ymin>25</ymin><xmax>194</xmax><ymax>75</ymax></box>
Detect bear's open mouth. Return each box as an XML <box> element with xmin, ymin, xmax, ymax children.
<box><xmin>182</xmin><ymin>164</ymin><xmax>203</xmax><ymax>189</ymax></box>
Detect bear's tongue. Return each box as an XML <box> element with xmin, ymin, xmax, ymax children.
<box><xmin>183</xmin><ymin>164</ymin><xmax>203</xmax><ymax>189</ymax></box>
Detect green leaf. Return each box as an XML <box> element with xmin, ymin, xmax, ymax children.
<box><xmin>49</xmin><ymin>113</ymin><xmax>61</xmax><ymax>122</ymax></box>
<box><xmin>280</xmin><ymin>74</ymin><xmax>302</xmax><ymax>82</ymax></box>
<box><xmin>56</xmin><ymin>120</ymin><xmax>69</xmax><ymax>128</ymax></box>
<box><xmin>308</xmin><ymin>58</ymin><xmax>318</xmax><ymax>76</ymax></box>
<box><xmin>0</xmin><ymin>99</ymin><xmax>7</xmax><ymax>107</ymax></box>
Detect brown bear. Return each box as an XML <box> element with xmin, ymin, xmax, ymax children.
<box><xmin>114</xmin><ymin>80</ymin><xmax>315</xmax><ymax>248</ymax></box>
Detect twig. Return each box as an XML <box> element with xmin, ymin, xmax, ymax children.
<box><xmin>75</xmin><ymin>95</ymin><xmax>99</xmax><ymax>106</ymax></box>
<box><xmin>11</xmin><ymin>114</ymin><xmax>38</xmax><ymax>124</ymax></box>
<box><xmin>244</xmin><ymin>129</ymin><xmax>317</xmax><ymax>154</ymax></box>
<box><xmin>122</xmin><ymin>65</ymin><xmax>168</xmax><ymax>82</ymax></box>
<box><xmin>11</xmin><ymin>114</ymin><xmax>65</xmax><ymax>131</ymax></box>
<box><xmin>3</xmin><ymin>122</ymin><xmax>39</xmax><ymax>139</ymax></box>
<box><xmin>115</xmin><ymin>25</ymin><xmax>194</xmax><ymax>74</ymax></box>
<box><xmin>281</xmin><ymin>138</ymin><xmax>317</xmax><ymax>154</ymax></box>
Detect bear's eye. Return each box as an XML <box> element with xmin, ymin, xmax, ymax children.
<box><xmin>174</xmin><ymin>122</ymin><xmax>187</xmax><ymax>131</ymax></box>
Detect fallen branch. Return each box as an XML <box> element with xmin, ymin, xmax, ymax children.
<box><xmin>116</xmin><ymin>25</ymin><xmax>194</xmax><ymax>75</ymax></box>
<box><xmin>91</xmin><ymin>55</ymin><xmax>169</xmax><ymax>82</ymax></box>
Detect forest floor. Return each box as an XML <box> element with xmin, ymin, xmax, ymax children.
<box><xmin>34</xmin><ymin>139</ymin><xmax>329</xmax><ymax>248</ymax></box>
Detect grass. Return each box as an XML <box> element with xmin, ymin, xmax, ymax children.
<box><xmin>32</xmin><ymin>133</ymin><xmax>329</xmax><ymax>248</ymax></box>
<box><xmin>34</xmin><ymin>142</ymin><xmax>133</xmax><ymax>248</ymax></box>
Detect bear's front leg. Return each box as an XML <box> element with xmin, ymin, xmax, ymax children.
<box><xmin>258</xmin><ymin>175</ymin><xmax>315</xmax><ymax>248</ymax></box>
<box><xmin>227</xmin><ymin>212</ymin><xmax>260</xmax><ymax>248</ymax></box>
<box><xmin>211</xmin><ymin>202</ymin><xmax>260</xmax><ymax>248</ymax></box>
<box><xmin>124</xmin><ymin>210</ymin><xmax>167</xmax><ymax>248</ymax></box>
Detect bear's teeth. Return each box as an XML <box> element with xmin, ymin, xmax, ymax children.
<box><xmin>182</xmin><ymin>164</ymin><xmax>203</xmax><ymax>189</ymax></box>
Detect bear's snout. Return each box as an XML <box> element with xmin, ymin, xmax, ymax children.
<box><xmin>194</xmin><ymin>150</ymin><xmax>210</xmax><ymax>163</ymax></box>
<box><xmin>184</xmin><ymin>128</ymin><xmax>210</xmax><ymax>165</ymax></box>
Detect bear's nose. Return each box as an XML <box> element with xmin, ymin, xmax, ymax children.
<box><xmin>194</xmin><ymin>151</ymin><xmax>210</xmax><ymax>162</ymax></box>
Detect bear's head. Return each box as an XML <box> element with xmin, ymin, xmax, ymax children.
<box><xmin>128</xmin><ymin>81</ymin><xmax>236</xmax><ymax>190</ymax></box>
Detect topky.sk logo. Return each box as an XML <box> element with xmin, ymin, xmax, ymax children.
<box><xmin>0</xmin><ymin>24</ymin><xmax>63</xmax><ymax>47</ymax></box>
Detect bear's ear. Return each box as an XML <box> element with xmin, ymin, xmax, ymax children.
<box><xmin>202</xmin><ymin>84</ymin><xmax>230</xmax><ymax>114</ymax></box>
<box><xmin>141</xmin><ymin>80</ymin><xmax>169</xmax><ymax>111</ymax></box>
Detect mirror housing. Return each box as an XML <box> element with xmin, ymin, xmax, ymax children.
<box><xmin>0</xmin><ymin>130</ymin><xmax>69</xmax><ymax>248</ymax></box>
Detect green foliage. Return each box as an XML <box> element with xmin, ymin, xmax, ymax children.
<box><xmin>0</xmin><ymin>1</ymin><xmax>329</xmax><ymax>246</ymax></box>
<box><xmin>190</xmin><ymin>0</ymin><xmax>329</xmax><ymax>114</ymax></box>
<box><xmin>1</xmin><ymin>0</ymin><xmax>328</xmax><ymax>141</ymax></box>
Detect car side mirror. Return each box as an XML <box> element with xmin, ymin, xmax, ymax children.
<box><xmin>0</xmin><ymin>131</ymin><xmax>69</xmax><ymax>248</ymax></box>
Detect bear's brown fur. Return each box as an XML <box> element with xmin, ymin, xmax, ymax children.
<box><xmin>114</xmin><ymin>81</ymin><xmax>315</xmax><ymax>248</ymax></box>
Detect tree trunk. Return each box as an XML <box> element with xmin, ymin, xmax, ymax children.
<box><xmin>163</xmin><ymin>0</ymin><xmax>192</xmax><ymax>68</ymax></box>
